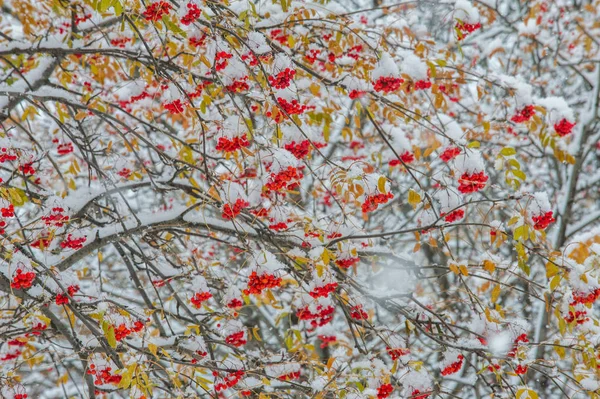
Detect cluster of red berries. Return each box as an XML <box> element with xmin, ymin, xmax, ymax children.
<box><xmin>268</xmin><ymin>68</ymin><xmax>296</xmax><ymax>89</ymax></box>
<box><xmin>225</xmin><ymin>331</ymin><xmax>246</xmax><ymax>347</ymax></box>
<box><xmin>216</xmin><ymin>134</ymin><xmax>251</xmax><ymax>152</ymax></box>
<box><xmin>268</xmin><ymin>222</ymin><xmax>289</xmax><ymax>231</ymax></box>
<box><xmin>180</xmin><ymin>2</ymin><xmax>201</xmax><ymax>25</ymax></box>
<box><xmin>487</xmin><ymin>363</ymin><xmax>500</xmax><ymax>373</ymax></box>
<box><xmin>11</xmin><ymin>269</ymin><xmax>36</xmax><ymax>290</ymax></box>
<box><xmin>362</xmin><ymin>192</ymin><xmax>393</xmax><ymax>213</ymax></box>
<box><xmin>57</xmin><ymin>142</ymin><xmax>74</xmax><ymax>155</ymax></box>
<box><xmin>457</xmin><ymin>171</ymin><xmax>488</xmax><ymax>193</ymax></box>
<box><xmin>305</xmin><ymin>49</ymin><xmax>321</xmax><ymax>64</ymax></box>
<box><xmin>346</xmin><ymin>45</ymin><xmax>363</xmax><ymax>60</ymax></box>
<box><xmin>276</xmin><ymin>97</ymin><xmax>311</xmax><ymax>115</ymax></box>
<box><xmin>269</xmin><ymin>29</ymin><xmax>288</xmax><ymax>46</ymax></box>
<box><xmin>456</xmin><ymin>22</ymin><xmax>482</xmax><ymax>40</ymax></box>
<box><xmin>241</xmin><ymin>53</ymin><xmax>259</xmax><ymax>67</ymax></box>
<box><xmin>215</xmin><ymin>51</ymin><xmax>232</xmax><ymax>71</ymax></box>
<box><xmin>507</xmin><ymin>333</ymin><xmax>529</xmax><ymax>358</ymax></box>
<box><xmin>0</xmin><ymin>147</ymin><xmax>18</xmax><ymax>163</ymax></box>
<box><xmin>55</xmin><ymin>285</ymin><xmax>80</xmax><ymax>305</ymax></box>
<box><xmin>389</xmin><ymin>151</ymin><xmax>415</xmax><ymax>166</ymax></box>
<box><xmin>515</xmin><ymin>364</ymin><xmax>528</xmax><ymax>375</ymax></box>
<box><xmin>60</xmin><ymin>234</ymin><xmax>86</xmax><ymax>250</ymax></box>
<box><xmin>31</xmin><ymin>234</ymin><xmax>53</xmax><ymax>249</ymax></box>
<box><xmin>511</xmin><ymin>105</ymin><xmax>535</xmax><ymax>123</ymax></box>
<box><xmin>571</xmin><ymin>288</ymin><xmax>600</xmax><ymax>305</ymax></box>
<box><xmin>373</xmin><ymin>76</ymin><xmax>404</xmax><ymax>93</ymax></box>
<box><xmin>284</xmin><ymin>140</ymin><xmax>311</xmax><ymax>159</ymax></box>
<box><xmin>564</xmin><ymin>310</ymin><xmax>589</xmax><ymax>324</ymax></box>
<box><xmin>189</xmin><ymin>34</ymin><xmax>207</xmax><ymax>48</ymax></box>
<box><xmin>117</xmin><ymin>168</ymin><xmax>132</xmax><ymax>178</ymax></box>
<box><xmin>227</xmin><ymin>298</ymin><xmax>243</xmax><ymax>309</ymax></box>
<box><xmin>318</xmin><ymin>335</ymin><xmax>337</xmax><ymax>348</ymax></box>
<box><xmin>214</xmin><ymin>370</ymin><xmax>245</xmax><ymax>391</ymax></box>
<box><xmin>414</xmin><ymin>80</ymin><xmax>432</xmax><ymax>90</ymax></box>
<box><xmin>297</xmin><ymin>304</ymin><xmax>335</xmax><ymax>328</ymax></box>
<box><xmin>226</xmin><ymin>77</ymin><xmax>250</xmax><ymax>93</ymax></box>
<box><xmin>143</xmin><ymin>1</ymin><xmax>172</xmax><ymax>21</ymax></box>
<box><xmin>531</xmin><ymin>210</ymin><xmax>555</xmax><ymax>230</ymax></box>
<box><xmin>243</xmin><ymin>271</ymin><xmax>282</xmax><ymax>295</ymax></box>
<box><xmin>114</xmin><ymin>321</ymin><xmax>144</xmax><ymax>341</ymax></box>
<box><xmin>387</xmin><ymin>347</ymin><xmax>410</xmax><ymax>360</ymax></box>
<box><xmin>554</xmin><ymin>118</ymin><xmax>575</xmax><ymax>136</ymax></box>
<box><xmin>8</xmin><ymin>339</ymin><xmax>26</xmax><ymax>347</ymax></box>
<box><xmin>349</xmin><ymin>89</ymin><xmax>366</xmax><ymax>99</ymax></box>
<box><xmin>1</xmin><ymin>351</ymin><xmax>22</xmax><ymax>361</ymax></box>
<box><xmin>188</xmin><ymin>82</ymin><xmax>208</xmax><ymax>99</ymax></box>
<box><xmin>309</xmin><ymin>282</ymin><xmax>338</xmax><ymax>298</ymax></box>
<box><xmin>441</xmin><ymin>354</ymin><xmax>464</xmax><ymax>375</ymax></box>
<box><xmin>335</xmin><ymin>257</ymin><xmax>360</xmax><ymax>269</ymax></box>
<box><xmin>377</xmin><ymin>383</ymin><xmax>394</xmax><ymax>399</ymax></box>
<box><xmin>222</xmin><ymin>199</ymin><xmax>250</xmax><ymax>220</ymax></box>
<box><xmin>350</xmin><ymin>304</ymin><xmax>368</xmax><ymax>320</ymax></box>
<box><xmin>278</xmin><ymin>371</ymin><xmax>301</xmax><ymax>381</ymax></box>
<box><xmin>117</xmin><ymin>91</ymin><xmax>151</xmax><ymax>109</ymax></box>
<box><xmin>0</xmin><ymin>204</ymin><xmax>14</xmax><ymax>234</ymax></box>
<box><xmin>110</xmin><ymin>37</ymin><xmax>132</xmax><ymax>48</ymax></box>
<box><xmin>190</xmin><ymin>291</ymin><xmax>212</xmax><ymax>308</ymax></box>
<box><xmin>440</xmin><ymin>146</ymin><xmax>461</xmax><ymax>162</ymax></box>
<box><xmin>14</xmin><ymin>394</ymin><xmax>28</xmax><ymax>399</ymax></box>
<box><xmin>87</xmin><ymin>364</ymin><xmax>122</xmax><ymax>385</ymax></box>
<box><xmin>442</xmin><ymin>209</ymin><xmax>465</xmax><ymax>223</ymax></box>
<box><xmin>411</xmin><ymin>389</ymin><xmax>431</xmax><ymax>399</ymax></box>
<box><xmin>42</xmin><ymin>207</ymin><xmax>69</xmax><ymax>227</ymax></box>
<box><xmin>19</xmin><ymin>163</ymin><xmax>35</xmax><ymax>175</ymax></box>
<box><xmin>265</xmin><ymin>166</ymin><xmax>303</xmax><ymax>192</ymax></box>
<box><xmin>164</xmin><ymin>99</ymin><xmax>185</xmax><ymax>114</ymax></box>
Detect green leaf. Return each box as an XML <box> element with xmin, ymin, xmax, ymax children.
<box><xmin>162</xmin><ymin>16</ymin><xmax>187</xmax><ymax>37</ymax></box>
<box><xmin>512</xmin><ymin>169</ymin><xmax>526</xmax><ymax>180</ymax></box>
<box><xmin>98</xmin><ymin>0</ymin><xmax>111</xmax><ymax>12</ymax></box>
<box><xmin>500</xmin><ymin>147</ymin><xmax>516</xmax><ymax>156</ymax></box>
<box><xmin>102</xmin><ymin>320</ymin><xmax>117</xmax><ymax>348</ymax></box>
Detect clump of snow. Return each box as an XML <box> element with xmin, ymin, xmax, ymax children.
<box><xmin>247</xmin><ymin>32</ymin><xmax>271</xmax><ymax>54</ymax></box>
<box><xmin>454</xmin><ymin>0</ymin><xmax>480</xmax><ymax>23</ymax></box>
<box><xmin>372</xmin><ymin>52</ymin><xmax>400</xmax><ymax>81</ymax></box>
<box><xmin>453</xmin><ymin>150</ymin><xmax>485</xmax><ymax>174</ymax></box>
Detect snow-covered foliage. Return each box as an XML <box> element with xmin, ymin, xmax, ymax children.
<box><xmin>0</xmin><ymin>0</ymin><xmax>599</xmax><ymax>398</ymax></box>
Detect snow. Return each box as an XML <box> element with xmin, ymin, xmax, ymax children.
<box><xmin>453</xmin><ymin>150</ymin><xmax>485</xmax><ymax>174</ymax></box>
<box><xmin>246</xmin><ymin>32</ymin><xmax>271</xmax><ymax>54</ymax></box>
<box><xmin>399</xmin><ymin>51</ymin><xmax>429</xmax><ymax>81</ymax></box>
<box><xmin>372</xmin><ymin>52</ymin><xmax>400</xmax><ymax>81</ymax></box>
<box><xmin>454</xmin><ymin>0</ymin><xmax>480</xmax><ymax>23</ymax></box>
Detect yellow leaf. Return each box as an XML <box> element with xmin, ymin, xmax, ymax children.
<box><xmin>408</xmin><ymin>189</ymin><xmax>421</xmax><ymax>209</ymax></box>
<box><xmin>459</xmin><ymin>265</ymin><xmax>469</xmax><ymax>276</ymax></box>
<box><xmin>483</xmin><ymin>260</ymin><xmax>496</xmax><ymax>273</ymax></box>
<box><xmin>491</xmin><ymin>284</ymin><xmax>501</xmax><ymax>303</ymax></box>
<box><xmin>377</xmin><ymin>176</ymin><xmax>387</xmax><ymax>194</ymax></box>
<box><xmin>56</xmin><ymin>373</ymin><xmax>68</xmax><ymax>385</ymax></box>
<box><xmin>252</xmin><ymin>327</ymin><xmax>262</xmax><ymax>342</ymax></box>
<box><xmin>148</xmin><ymin>343</ymin><xmax>158</xmax><ymax>357</ymax></box>
<box><xmin>102</xmin><ymin>320</ymin><xmax>117</xmax><ymax>348</ymax></box>
<box><xmin>545</xmin><ymin>262</ymin><xmax>560</xmax><ymax>278</ymax></box>
<box><xmin>516</xmin><ymin>387</ymin><xmax>539</xmax><ymax>399</ymax></box>
<box><xmin>449</xmin><ymin>263</ymin><xmax>459</xmax><ymax>275</ymax></box>
<box><xmin>321</xmin><ymin>249</ymin><xmax>331</xmax><ymax>265</ymax></box>
<box><xmin>208</xmin><ymin>186</ymin><xmax>222</xmax><ymax>202</ymax></box>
